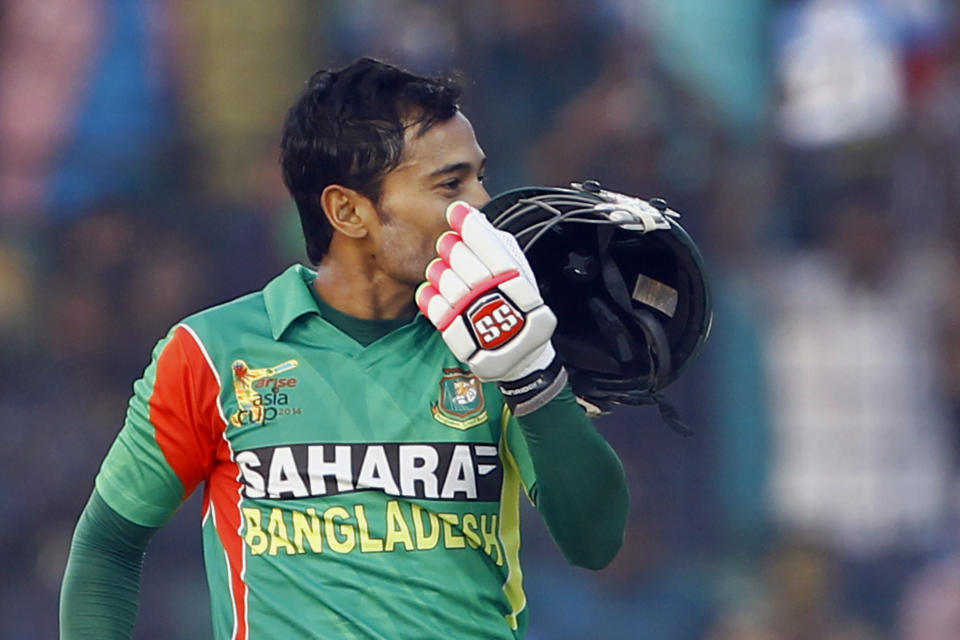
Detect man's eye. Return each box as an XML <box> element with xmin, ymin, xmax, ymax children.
<box><xmin>440</xmin><ymin>179</ymin><xmax>461</xmax><ymax>190</ymax></box>
<box><xmin>478</xmin><ymin>174</ymin><xmax>486</xmax><ymax>183</ymax></box>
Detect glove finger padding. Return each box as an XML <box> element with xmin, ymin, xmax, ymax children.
<box><xmin>436</xmin><ymin>231</ymin><xmax>491</xmax><ymax>287</ymax></box>
<box><xmin>446</xmin><ymin>202</ymin><xmax>518</xmax><ymax>275</ymax></box>
<box><xmin>417</xmin><ymin>202</ymin><xmax>565</xmax><ymax>414</ymax></box>
<box><xmin>447</xmin><ymin>203</ymin><xmax>548</xmax><ymax>315</ymax></box>
<box><xmin>425</xmin><ymin>257</ymin><xmax>472</xmax><ymax>305</ymax></box>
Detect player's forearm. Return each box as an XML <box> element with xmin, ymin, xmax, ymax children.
<box><xmin>517</xmin><ymin>387</ymin><xmax>629</xmax><ymax>569</ymax></box>
<box><xmin>60</xmin><ymin>490</ymin><xmax>157</xmax><ymax>639</ymax></box>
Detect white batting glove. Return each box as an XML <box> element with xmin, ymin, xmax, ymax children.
<box><xmin>416</xmin><ymin>201</ymin><xmax>567</xmax><ymax>415</ymax></box>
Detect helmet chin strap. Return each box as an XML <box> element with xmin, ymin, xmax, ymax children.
<box><xmin>596</xmin><ymin>225</ymin><xmax>672</xmax><ymax>392</ymax></box>
<box><xmin>631</xmin><ymin>309</ymin><xmax>672</xmax><ymax>394</ymax></box>
<box><xmin>630</xmin><ymin>311</ymin><xmax>692</xmax><ymax>437</ymax></box>
<box><xmin>595</xmin><ymin>225</ymin><xmax>692</xmax><ymax>436</ymax></box>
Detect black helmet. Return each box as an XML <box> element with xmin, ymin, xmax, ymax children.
<box><xmin>482</xmin><ymin>180</ymin><xmax>712</xmax><ymax>430</ymax></box>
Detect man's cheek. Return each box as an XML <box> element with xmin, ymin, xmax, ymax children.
<box><xmin>414</xmin><ymin>246</ymin><xmax>434</xmax><ymax>277</ymax></box>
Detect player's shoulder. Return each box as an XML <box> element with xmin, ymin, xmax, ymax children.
<box><xmin>179</xmin><ymin>286</ymin><xmax>269</xmax><ymax>335</ymax></box>
<box><xmin>174</xmin><ymin>264</ymin><xmax>316</xmax><ymax>350</ymax></box>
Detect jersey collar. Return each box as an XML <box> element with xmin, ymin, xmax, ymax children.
<box><xmin>263</xmin><ymin>264</ymin><xmax>321</xmax><ymax>340</ymax></box>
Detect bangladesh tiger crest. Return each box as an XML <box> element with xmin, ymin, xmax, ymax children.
<box><xmin>431</xmin><ymin>368</ymin><xmax>487</xmax><ymax>430</ymax></box>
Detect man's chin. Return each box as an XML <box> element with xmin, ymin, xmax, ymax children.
<box><xmin>413</xmin><ymin>256</ymin><xmax>435</xmax><ymax>282</ymax></box>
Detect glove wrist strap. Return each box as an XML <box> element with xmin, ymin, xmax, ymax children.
<box><xmin>498</xmin><ymin>357</ymin><xmax>567</xmax><ymax>417</ymax></box>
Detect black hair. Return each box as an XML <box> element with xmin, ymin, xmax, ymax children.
<box><xmin>280</xmin><ymin>57</ymin><xmax>462</xmax><ymax>263</ymax></box>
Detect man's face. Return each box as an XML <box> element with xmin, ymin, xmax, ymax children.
<box><xmin>368</xmin><ymin>111</ymin><xmax>488</xmax><ymax>288</ymax></box>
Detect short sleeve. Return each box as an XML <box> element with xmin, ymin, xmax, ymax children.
<box><xmin>96</xmin><ymin>325</ymin><xmax>225</xmax><ymax>527</ymax></box>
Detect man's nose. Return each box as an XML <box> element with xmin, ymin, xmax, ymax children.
<box><xmin>463</xmin><ymin>182</ymin><xmax>490</xmax><ymax>209</ymax></box>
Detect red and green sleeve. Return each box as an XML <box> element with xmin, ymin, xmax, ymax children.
<box><xmin>96</xmin><ymin>324</ymin><xmax>226</xmax><ymax>526</ymax></box>
<box><xmin>62</xmin><ymin>324</ymin><xmax>226</xmax><ymax>638</ymax></box>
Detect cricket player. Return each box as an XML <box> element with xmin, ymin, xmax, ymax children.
<box><xmin>59</xmin><ymin>58</ymin><xmax>629</xmax><ymax>639</ymax></box>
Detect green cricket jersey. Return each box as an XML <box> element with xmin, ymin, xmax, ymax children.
<box><xmin>96</xmin><ymin>264</ymin><xmax>540</xmax><ymax>639</ymax></box>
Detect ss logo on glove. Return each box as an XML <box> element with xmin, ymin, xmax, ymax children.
<box><xmin>468</xmin><ymin>293</ymin><xmax>524</xmax><ymax>349</ymax></box>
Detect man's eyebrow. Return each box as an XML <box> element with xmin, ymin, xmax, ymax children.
<box><xmin>427</xmin><ymin>157</ymin><xmax>486</xmax><ymax>178</ymax></box>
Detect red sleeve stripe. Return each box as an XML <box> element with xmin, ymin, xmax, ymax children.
<box><xmin>208</xmin><ymin>491</ymin><xmax>249</xmax><ymax>640</ymax></box>
<box><xmin>150</xmin><ymin>325</ymin><xmax>224</xmax><ymax>497</ymax></box>
<box><xmin>177</xmin><ymin>323</ymin><xmax>227</xmax><ymax>421</ymax></box>
<box><xmin>173</xmin><ymin>324</ymin><xmax>250</xmax><ymax>640</ymax></box>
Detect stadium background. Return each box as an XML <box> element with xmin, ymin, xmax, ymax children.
<box><xmin>2</xmin><ymin>0</ymin><xmax>960</xmax><ymax>638</ymax></box>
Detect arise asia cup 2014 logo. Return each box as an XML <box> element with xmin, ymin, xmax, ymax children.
<box><xmin>230</xmin><ymin>358</ymin><xmax>301</xmax><ymax>427</ymax></box>
<box><xmin>431</xmin><ymin>368</ymin><xmax>488</xmax><ymax>430</ymax></box>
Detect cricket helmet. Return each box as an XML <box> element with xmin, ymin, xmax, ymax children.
<box><xmin>482</xmin><ymin>180</ymin><xmax>712</xmax><ymax>418</ymax></box>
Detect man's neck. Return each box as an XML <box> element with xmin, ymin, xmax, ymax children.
<box><xmin>312</xmin><ymin>247</ymin><xmax>418</xmax><ymax>320</ymax></box>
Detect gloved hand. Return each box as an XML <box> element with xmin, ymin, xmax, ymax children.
<box><xmin>416</xmin><ymin>201</ymin><xmax>567</xmax><ymax>415</ymax></box>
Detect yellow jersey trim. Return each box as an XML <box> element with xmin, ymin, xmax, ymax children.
<box><xmin>497</xmin><ymin>405</ymin><xmax>526</xmax><ymax>630</ymax></box>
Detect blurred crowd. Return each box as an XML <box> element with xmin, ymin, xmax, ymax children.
<box><xmin>2</xmin><ymin>0</ymin><xmax>959</xmax><ymax>638</ymax></box>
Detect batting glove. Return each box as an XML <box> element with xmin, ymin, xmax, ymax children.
<box><xmin>416</xmin><ymin>201</ymin><xmax>568</xmax><ymax>416</ymax></box>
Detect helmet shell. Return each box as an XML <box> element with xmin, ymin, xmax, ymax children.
<box><xmin>482</xmin><ymin>182</ymin><xmax>712</xmax><ymax>406</ymax></box>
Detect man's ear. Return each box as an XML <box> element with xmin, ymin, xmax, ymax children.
<box><xmin>320</xmin><ymin>185</ymin><xmax>374</xmax><ymax>239</ymax></box>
